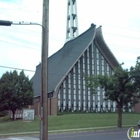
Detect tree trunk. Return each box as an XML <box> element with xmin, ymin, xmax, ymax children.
<box><xmin>117</xmin><ymin>103</ymin><xmax>122</xmax><ymax>128</ymax></box>
<box><xmin>12</xmin><ymin>110</ymin><xmax>16</xmax><ymax>121</ymax></box>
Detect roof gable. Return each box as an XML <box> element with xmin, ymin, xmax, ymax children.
<box><xmin>95</xmin><ymin>26</ymin><xmax>119</xmax><ymax>69</ymax></box>
<box><xmin>31</xmin><ymin>24</ymin><xmax>119</xmax><ymax>97</ymax></box>
<box><xmin>32</xmin><ymin>25</ymin><xmax>96</xmax><ymax>97</ymax></box>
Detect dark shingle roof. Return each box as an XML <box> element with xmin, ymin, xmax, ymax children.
<box><xmin>31</xmin><ymin>25</ymin><xmax>96</xmax><ymax>97</ymax></box>
<box><xmin>95</xmin><ymin>26</ymin><xmax>119</xmax><ymax>69</ymax></box>
<box><xmin>31</xmin><ymin>24</ymin><xmax>119</xmax><ymax>97</ymax></box>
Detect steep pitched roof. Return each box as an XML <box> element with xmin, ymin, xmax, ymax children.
<box><xmin>31</xmin><ymin>24</ymin><xmax>119</xmax><ymax>97</ymax></box>
<box><xmin>95</xmin><ymin>26</ymin><xmax>119</xmax><ymax>69</ymax></box>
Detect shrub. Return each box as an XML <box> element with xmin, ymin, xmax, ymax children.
<box><xmin>0</xmin><ymin>111</ymin><xmax>8</xmax><ymax>117</ymax></box>
<box><xmin>2</xmin><ymin>116</ymin><xmax>12</xmax><ymax>121</ymax></box>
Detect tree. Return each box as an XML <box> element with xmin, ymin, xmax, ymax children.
<box><xmin>131</xmin><ymin>56</ymin><xmax>140</xmax><ymax>90</ymax></box>
<box><xmin>85</xmin><ymin>57</ymin><xmax>140</xmax><ymax>128</ymax></box>
<box><xmin>0</xmin><ymin>70</ymin><xmax>33</xmax><ymax>120</ymax></box>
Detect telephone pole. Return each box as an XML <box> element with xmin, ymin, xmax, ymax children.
<box><xmin>0</xmin><ymin>1</ymin><xmax>49</xmax><ymax>138</ymax></box>
<box><xmin>40</xmin><ymin>0</ymin><xmax>49</xmax><ymax>140</ymax></box>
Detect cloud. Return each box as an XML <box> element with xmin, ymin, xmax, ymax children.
<box><xmin>0</xmin><ymin>0</ymin><xmax>140</xmax><ymax>79</ymax></box>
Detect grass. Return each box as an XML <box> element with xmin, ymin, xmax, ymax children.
<box><xmin>0</xmin><ymin>113</ymin><xmax>139</xmax><ymax>134</ymax></box>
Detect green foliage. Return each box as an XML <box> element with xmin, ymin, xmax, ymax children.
<box><xmin>2</xmin><ymin>115</ymin><xmax>11</xmax><ymax>122</ymax></box>
<box><xmin>85</xmin><ymin>56</ymin><xmax>140</xmax><ymax>127</ymax></box>
<box><xmin>0</xmin><ymin>70</ymin><xmax>33</xmax><ymax>120</ymax></box>
<box><xmin>0</xmin><ymin>111</ymin><xmax>8</xmax><ymax>117</ymax></box>
<box><xmin>85</xmin><ymin>60</ymin><xmax>140</xmax><ymax>108</ymax></box>
<box><xmin>0</xmin><ymin>113</ymin><xmax>140</xmax><ymax>134</ymax></box>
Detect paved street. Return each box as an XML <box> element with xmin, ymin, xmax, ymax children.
<box><xmin>0</xmin><ymin>128</ymin><xmax>136</xmax><ymax>140</ymax></box>
<box><xmin>48</xmin><ymin>129</ymin><xmax>129</xmax><ymax>140</ymax></box>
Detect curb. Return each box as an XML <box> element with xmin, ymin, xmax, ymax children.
<box><xmin>0</xmin><ymin>125</ymin><xmax>135</xmax><ymax>137</ymax></box>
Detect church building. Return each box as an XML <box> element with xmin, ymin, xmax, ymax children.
<box><xmin>31</xmin><ymin>0</ymin><xmax>130</xmax><ymax>115</ymax></box>
<box><xmin>31</xmin><ymin>24</ymin><xmax>120</xmax><ymax>115</ymax></box>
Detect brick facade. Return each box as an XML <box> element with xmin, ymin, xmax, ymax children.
<box><xmin>31</xmin><ymin>96</ymin><xmax>58</xmax><ymax>116</ymax></box>
<box><xmin>31</xmin><ymin>96</ymin><xmax>140</xmax><ymax>115</ymax></box>
<box><xmin>133</xmin><ymin>102</ymin><xmax>140</xmax><ymax>113</ymax></box>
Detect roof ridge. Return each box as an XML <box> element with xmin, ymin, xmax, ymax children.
<box><xmin>48</xmin><ymin>24</ymin><xmax>96</xmax><ymax>59</ymax></box>
<box><xmin>65</xmin><ymin>23</ymin><xmax>96</xmax><ymax>45</ymax></box>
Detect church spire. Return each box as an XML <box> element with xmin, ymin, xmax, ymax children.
<box><xmin>66</xmin><ymin>0</ymin><xmax>79</xmax><ymax>41</ymax></box>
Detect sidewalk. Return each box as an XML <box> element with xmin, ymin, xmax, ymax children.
<box><xmin>0</xmin><ymin>137</ymin><xmax>39</xmax><ymax>140</ymax></box>
<box><xmin>0</xmin><ymin>124</ymin><xmax>135</xmax><ymax>138</ymax></box>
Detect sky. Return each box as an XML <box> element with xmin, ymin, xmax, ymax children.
<box><xmin>0</xmin><ymin>0</ymin><xmax>140</xmax><ymax>79</ymax></box>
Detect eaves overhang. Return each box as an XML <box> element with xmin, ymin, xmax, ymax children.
<box><xmin>95</xmin><ymin>26</ymin><xmax>120</xmax><ymax>69</ymax></box>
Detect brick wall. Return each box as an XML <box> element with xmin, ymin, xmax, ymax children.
<box><xmin>32</xmin><ymin>97</ymin><xmax>140</xmax><ymax>114</ymax></box>
<box><xmin>133</xmin><ymin>102</ymin><xmax>140</xmax><ymax>113</ymax></box>
<box><xmin>31</xmin><ymin>96</ymin><xmax>58</xmax><ymax>116</ymax></box>
<box><xmin>50</xmin><ymin>97</ymin><xmax>58</xmax><ymax>115</ymax></box>
<box><xmin>31</xmin><ymin>98</ymin><xmax>40</xmax><ymax>116</ymax></box>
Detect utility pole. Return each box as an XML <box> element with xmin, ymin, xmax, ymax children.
<box><xmin>0</xmin><ymin>1</ymin><xmax>49</xmax><ymax>139</ymax></box>
<box><xmin>0</xmin><ymin>19</ymin><xmax>48</xmax><ymax>139</ymax></box>
<box><xmin>40</xmin><ymin>0</ymin><xmax>49</xmax><ymax>140</ymax></box>
<box><xmin>0</xmin><ymin>3</ymin><xmax>49</xmax><ymax>138</ymax></box>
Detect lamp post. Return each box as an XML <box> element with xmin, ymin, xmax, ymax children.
<box><xmin>0</xmin><ymin>19</ymin><xmax>48</xmax><ymax>140</ymax></box>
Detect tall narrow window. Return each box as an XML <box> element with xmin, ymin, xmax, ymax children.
<box><xmin>58</xmin><ymin>91</ymin><xmax>60</xmax><ymax>109</ymax></box>
<box><xmin>93</xmin><ymin>95</ymin><xmax>95</xmax><ymax>107</ymax></box>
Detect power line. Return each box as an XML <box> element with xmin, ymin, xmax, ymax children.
<box><xmin>0</xmin><ymin>65</ymin><xmax>73</xmax><ymax>76</ymax></box>
<box><xmin>96</xmin><ymin>22</ymin><xmax>140</xmax><ymax>32</ymax></box>
<box><xmin>0</xmin><ymin>8</ymin><xmax>41</xmax><ymax>13</ymax></box>
<box><xmin>1</xmin><ymin>2</ymin><xmax>140</xmax><ymax>33</ymax></box>
<box><xmin>0</xmin><ymin>63</ymin><xmax>137</xmax><ymax>78</ymax></box>
<box><xmin>0</xmin><ymin>32</ymin><xmax>41</xmax><ymax>42</ymax></box>
<box><xmin>0</xmin><ymin>6</ymin><xmax>137</xmax><ymax>33</ymax></box>
<box><xmin>0</xmin><ymin>39</ymin><xmax>40</xmax><ymax>50</ymax></box>
<box><xmin>0</xmin><ymin>35</ymin><xmax>140</xmax><ymax>54</ymax></box>
<box><xmin>0</xmin><ymin>27</ymin><xmax>140</xmax><ymax>54</ymax></box>
<box><xmin>110</xmin><ymin>44</ymin><xmax>140</xmax><ymax>49</ymax></box>
<box><xmin>108</xmin><ymin>44</ymin><xmax>140</xmax><ymax>51</ymax></box>
<box><xmin>1</xmin><ymin>26</ymin><xmax>42</xmax><ymax>34</ymax></box>
<box><xmin>78</xmin><ymin>20</ymin><xmax>140</xmax><ymax>32</ymax></box>
<box><xmin>0</xmin><ymin>33</ymin><xmax>64</xmax><ymax>43</ymax></box>
<box><xmin>0</xmin><ymin>26</ymin><xmax>64</xmax><ymax>37</ymax></box>
<box><xmin>1</xmin><ymin>27</ymin><xmax>140</xmax><ymax>41</ymax></box>
<box><xmin>1</xmin><ymin>38</ymin><xmax>139</xmax><ymax>54</ymax></box>
<box><xmin>0</xmin><ymin>65</ymin><xmax>35</xmax><ymax>72</ymax></box>
<box><xmin>104</xmin><ymin>32</ymin><xmax>140</xmax><ymax>40</ymax></box>
<box><xmin>1</xmin><ymin>22</ymin><xmax>140</xmax><ymax>41</ymax></box>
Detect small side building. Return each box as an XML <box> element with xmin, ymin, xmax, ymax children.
<box><xmin>31</xmin><ymin>24</ymin><xmax>123</xmax><ymax>115</ymax></box>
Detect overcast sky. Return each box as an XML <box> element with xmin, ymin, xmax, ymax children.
<box><xmin>0</xmin><ymin>0</ymin><xmax>140</xmax><ymax>79</ymax></box>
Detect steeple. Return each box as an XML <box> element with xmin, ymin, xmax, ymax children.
<box><xmin>66</xmin><ymin>0</ymin><xmax>79</xmax><ymax>41</ymax></box>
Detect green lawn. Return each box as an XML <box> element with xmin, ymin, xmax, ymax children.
<box><xmin>0</xmin><ymin>113</ymin><xmax>139</xmax><ymax>134</ymax></box>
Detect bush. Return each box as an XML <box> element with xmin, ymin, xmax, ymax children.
<box><xmin>2</xmin><ymin>116</ymin><xmax>12</xmax><ymax>121</ymax></box>
<box><xmin>0</xmin><ymin>111</ymin><xmax>8</xmax><ymax>117</ymax></box>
